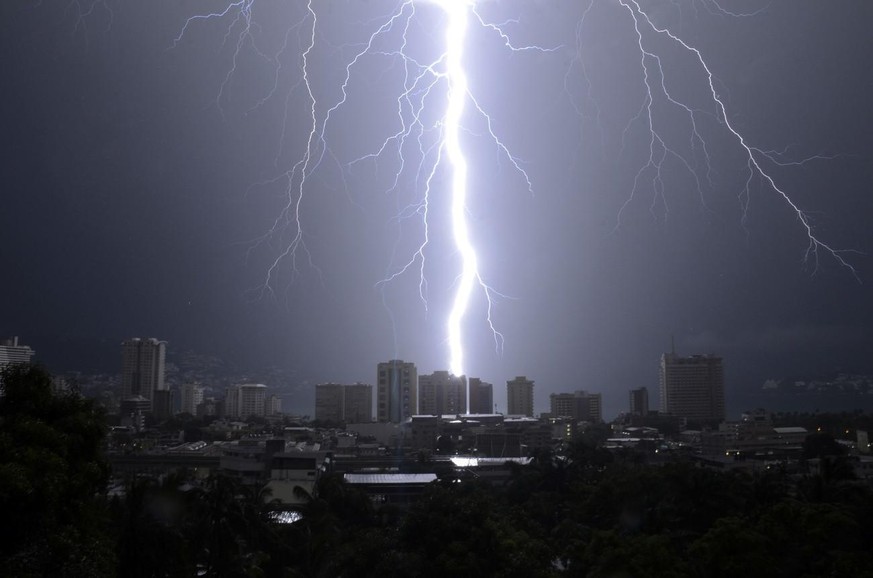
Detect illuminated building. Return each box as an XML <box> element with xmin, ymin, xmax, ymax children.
<box><xmin>377</xmin><ymin>360</ymin><xmax>417</xmax><ymax>423</ymax></box>
<box><xmin>659</xmin><ymin>352</ymin><xmax>725</xmax><ymax>423</ymax></box>
<box><xmin>121</xmin><ymin>338</ymin><xmax>166</xmax><ymax>412</ymax></box>
<box><xmin>506</xmin><ymin>376</ymin><xmax>534</xmax><ymax>417</ymax></box>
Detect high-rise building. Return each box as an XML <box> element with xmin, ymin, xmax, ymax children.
<box><xmin>549</xmin><ymin>390</ymin><xmax>603</xmax><ymax>423</ymax></box>
<box><xmin>629</xmin><ymin>387</ymin><xmax>649</xmax><ymax>416</ymax></box>
<box><xmin>580</xmin><ymin>390</ymin><xmax>602</xmax><ymax>423</ymax></box>
<box><xmin>418</xmin><ymin>371</ymin><xmax>467</xmax><ymax>416</ymax></box>
<box><xmin>152</xmin><ymin>389</ymin><xmax>174</xmax><ymax>420</ymax></box>
<box><xmin>180</xmin><ymin>383</ymin><xmax>205</xmax><ymax>415</ymax></box>
<box><xmin>377</xmin><ymin>360</ymin><xmax>417</xmax><ymax>423</ymax></box>
<box><xmin>343</xmin><ymin>384</ymin><xmax>373</xmax><ymax>423</ymax></box>
<box><xmin>468</xmin><ymin>377</ymin><xmax>494</xmax><ymax>414</ymax></box>
<box><xmin>266</xmin><ymin>394</ymin><xmax>282</xmax><ymax>417</ymax></box>
<box><xmin>315</xmin><ymin>383</ymin><xmax>345</xmax><ymax>423</ymax></box>
<box><xmin>121</xmin><ymin>338</ymin><xmax>166</xmax><ymax>411</ymax></box>
<box><xmin>315</xmin><ymin>383</ymin><xmax>373</xmax><ymax>423</ymax></box>
<box><xmin>660</xmin><ymin>352</ymin><xmax>725</xmax><ymax>423</ymax></box>
<box><xmin>0</xmin><ymin>336</ymin><xmax>35</xmax><ymax>369</ymax></box>
<box><xmin>506</xmin><ymin>376</ymin><xmax>534</xmax><ymax>417</ymax></box>
<box><xmin>225</xmin><ymin>383</ymin><xmax>267</xmax><ymax>419</ymax></box>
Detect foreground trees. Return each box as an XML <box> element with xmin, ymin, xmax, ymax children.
<box><xmin>0</xmin><ymin>363</ymin><xmax>114</xmax><ymax>576</ymax></box>
<box><xmin>3</xmin><ymin>363</ymin><xmax>873</xmax><ymax>576</ymax></box>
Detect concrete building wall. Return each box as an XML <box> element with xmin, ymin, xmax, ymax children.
<box><xmin>660</xmin><ymin>353</ymin><xmax>725</xmax><ymax>423</ymax></box>
<box><xmin>377</xmin><ymin>360</ymin><xmax>417</xmax><ymax>423</ymax></box>
<box><xmin>121</xmin><ymin>338</ymin><xmax>166</xmax><ymax>410</ymax></box>
<box><xmin>468</xmin><ymin>378</ymin><xmax>493</xmax><ymax>414</ymax></box>
<box><xmin>507</xmin><ymin>376</ymin><xmax>534</xmax><ymax>417</ymax></box>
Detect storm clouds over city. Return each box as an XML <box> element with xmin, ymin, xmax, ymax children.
<box><xmin>2</xmin><ymin>0</ymin><xmax>872</xmax><ymax>417</ymax></box>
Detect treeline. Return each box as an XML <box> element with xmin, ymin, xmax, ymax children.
<box><xmin>3</xmin><ymin>364</ymin><xmax>873</xmax><ymax>576</ymax></box>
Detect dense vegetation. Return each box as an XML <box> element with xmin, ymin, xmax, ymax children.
<box><xmin>3</xmin><ymin>364</ymin><xmax>873</xmax><ymax>576</ymax></box>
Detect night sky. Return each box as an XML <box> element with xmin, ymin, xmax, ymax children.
<box><xmin>2</xmin><ymin>1</ymin><xmax>872</xmax><ymax>419</ymax></box>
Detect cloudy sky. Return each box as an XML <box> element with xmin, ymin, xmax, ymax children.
<box><xmin>2</xmin><ymin>0</ymin><xmax>872</xmax><ymax>418</ymax></box>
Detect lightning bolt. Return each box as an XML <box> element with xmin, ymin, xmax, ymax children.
<box><xmin>441</xmin><ymin>0</ymin><xmax>474</xmax><ymax>377</ymax></box>
<box><xmin>172</xmin><ymin>0</ymin><xmax>860</xmax><ymax>380</ymax></box>
<box><xmin>616</xmin><ymin>0</ymin><xmax>858</xmax><ymax>279</ymax></box>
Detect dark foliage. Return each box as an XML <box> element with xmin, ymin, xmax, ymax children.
<box><xmin>0</xmin><ymin>363</ymin><xmax>114</xmax><ymax>576</ymax></box>
<box><xmin>4</xmin><ymin>368</ymin><xmax>873</xmax><ymax>577</ymax></box>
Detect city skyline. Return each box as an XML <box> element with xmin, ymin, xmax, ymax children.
<box><xmin>2</xmin><ymin>2</ymin><xmax>872</xmax><ymax>421</ymax></box>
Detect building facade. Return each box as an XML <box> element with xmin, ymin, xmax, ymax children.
<box><xmin>121</xmin><ymin>338</ymin><xmax>166</xmax><ymax>411</ymax></box>
<box><xmin>0</xmin><ymin>336</ymin><xmax>35</xmax><ymax>369</ymax></box>
<box><xmin>266</xmin><ymin>394</ymin><xmax>282</xmax><ymax>417</ymax></box>
<box><xmin>315</xmin><ymin>383</ymin><xmax>373</xmax><ymax>423</ymax></box>
<box><xmin>549</xmin><ymin>390</ymin><xmax>602</xmax><ymax>423</ymax></box>
<box><xmin>180</xmin><ymin>383</ymin><xmax>205</xmax><ymax>416</ymax></box>
<box><xmin>315</xmin><ymin>383</ymin><xmax>344</xmax><ymax>423</ymax></box>
<box><xmin>418</xmin><ymin>371</ymin><xmax>467</xmax><ymax>416</ymax></box>
<box><xmin>659</xmin><ymin>352</ymin><xmax>725</xmax><ymax>423</ymax></box>
<box><xmin>506</xmin><ymin>376</ymin><xmax>534</xmax><ymax>417</ymax></box>
<box><xmin>468</xmin><ymin>377</ymin><xmax>493</xmax><ymax>414</ymax></box>
<box><xmin>225</xmin><ymin>383</ymin><xmax>268</xmax><ymax>419</ymax></box>
<box><xmin>343</xmin><ymin>384</ymin><xmax>373</xmax><ymax>423</ymax></box>
<box><xmin>629</xmin><ymin>386</ymin><xmax>649</xmax><ymax>416</ymax></box>
<box><xmin>152</xmin><ymin>389</ymin><xmax>174</xmax><ymax>420</ymax></box>
<box><xmin>377</xmin><ymin>360</ymin><xmax>417</xmax><ymax>423</ymax></box>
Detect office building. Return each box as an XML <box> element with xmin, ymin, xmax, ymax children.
<box><xmin>225</xmin><ymin>383</ymin><xmax>268</xmax><ymax>419</ymax></box>
<box><xmin>549</xmin><ymin>390</ymin><xmax>603</xmax><ymax>423</ymax></box>
<box><xmin>121</xmin><ymin>338</ymin><xmax>166</xmax><ymax>411</ymax></box>
<box><xmin>377</xmin><ymin>360</ymin><xmax>417</xmax><ymax>423</ymax></box>
<box><xmin>629</xmin><ymin>387</ymin><xmax>649</xmax><ymax>416</ymax></box>
<box><xmin>506</xmin><ymin>376</ymin><xmax>534</xmax><ymax>417</ymax></box>
<box><xmin>419</xmin><ymin>371</ymin><xmax>467</xmax><ymax>416</ymax></box>
<box><xmin>468</xmin><ymin>377</ymin><xmax>494</xmax><ymax>414</ymax></box>
<box><xmin>659</xmin><ymin>352</ymin><xmax>725</xmax><ymax>423</ymax></box>
<box><xmin>180</xmin><ymin>383</ymin><xmax>205</xmax><ymax>416</ymax></box>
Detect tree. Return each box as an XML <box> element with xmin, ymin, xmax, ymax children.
<box><xmin>0</xmin><ymin>363</ymin><xmax>114</xmax><ymax>576</ymax></box>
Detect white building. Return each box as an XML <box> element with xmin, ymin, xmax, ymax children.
<box><xmin>377</xmin><ymin>360</ymin><xmax>417</xmax><ymax>423</ymax></box>
<box><xmin>506</xmin><ymin>376</ymin><xmax>534</xmax><ymax>417</ymax></box>
<box><xmin>0</xmin><ymin>337</ymin><xmax>35</xmax><ymax>369</ymax></box>
<box><xmin>225</xmin><ymin>383</ymin><xmax>268</xmax><ymax>419</ymax></box>
<box><xmin>266</xmin><ymin>394</ymin><xmax>282</xmax><ymax>417</ymax></box>
<box><xmin>180</xmin><ymin>383</ymin><xmax>205</xmax><ymax>416</ymax></box>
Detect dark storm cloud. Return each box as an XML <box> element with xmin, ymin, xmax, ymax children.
<box><xmin>1</xmin><ymin>1</ymin><xmax>871</xmax><ymax>418</ymax></box>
